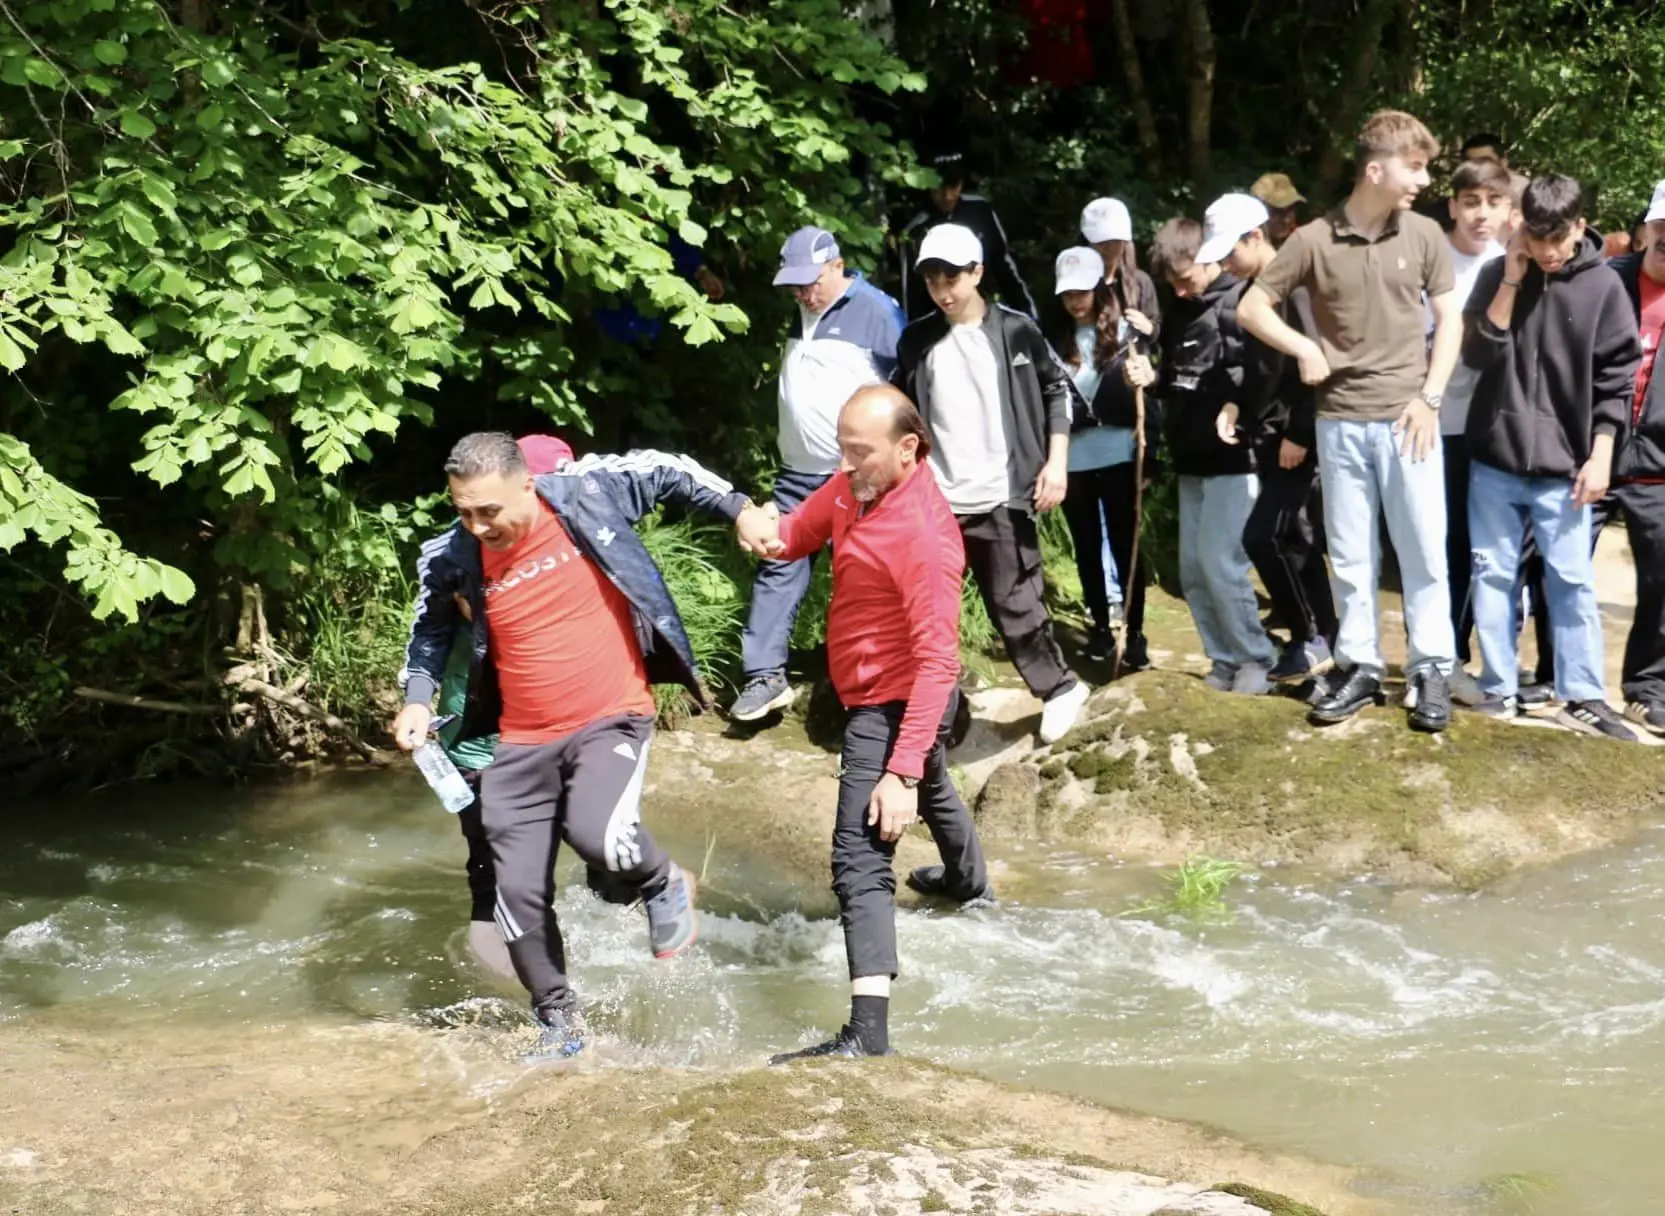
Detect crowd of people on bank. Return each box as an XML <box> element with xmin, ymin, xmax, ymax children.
<box><xmin>388</xmin><ymin>109</ymin><xmax>1665</xmax><ymax>1064</ymax></box>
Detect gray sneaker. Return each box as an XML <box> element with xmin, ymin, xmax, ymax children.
<box><xmin>1625</xmin><ymin>701</ymin><xmax>1665</xmax><ymax>736</ymax></box>
<box><xmin>1556</xmin><ymin>701</ymin><xmax>1640</xmax><ymax>742</ymax></box>
<box><xmin>730</xmin><ymin>673</ymin><xmax>796</xmax><ymax>722</ymax></box>
<box><xmin>1270</xmin><ymin>636</ymin><xmax>1332</xmax><ymax>682</ymax></box>
<box><xmin>1446</xmin><ymin>667</ymin><xmax>1486</xmax><ymax>708</ymax></box>
<box><xmin>526</xmin><ymin>1004</ymin><xmax>586</xmax><ymax>1061</ymax></box>
<box><xmin>1204</xmin><ymin>661</ymin><xmax>1237</xmax><ymax>692</ymax></box>
<box><xmin>1231</xmin><ymin>661</ymin><xmax>1272</xmax><ymax>696</ymax></box>
<box><xmin>1471</xmin><ymin>694</ymin><xmax>1520</xmax><ymax>720</ymax></box>
<box><xmin>645</xmin><ymin>864</ymin><xmax>699</xmax><ymax>959</ymax></box>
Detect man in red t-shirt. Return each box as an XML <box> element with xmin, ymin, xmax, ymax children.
<box><xmin>1601</xmin><ymin>179</ymin><xmax>1665</xmax><ymax>735</ymax></box>
<box><xmin>754</xmin><ymin>385</ymin><xmax>992</xmax><ymax>1064</ymax></box>
<box><xmin>394</xmin><ymin>433</ymin><xmax>778</xmax><ymax>1058</ymax></box>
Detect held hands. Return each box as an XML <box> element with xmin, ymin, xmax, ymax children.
<box><xmin>391</xmin><ymin>704</ymin><xmax>432</xmax><ymax>753</ymax></box>
<box><xmin>1033</xmin><ymin>458</ymin><xmax>1067</xmax><ymax>512</ymax></box>
<box><xmin>1394</xmin><ymin>397</ymin><xmax>1439</xmax><ymax>461</ymax></box>
<box><xmin>1278</xmin><ymin>439</ymin><xmax>1309</xmax><ymax>469</ymax></box>
<box><xmin>868</xmin><ymin>772</ymin><xmax>919</xmax><ymax>843</ymax></box>
<box><xmin>736</xmin><ymin>501</ymin><xmax>784</xmax><ymax>558</ymax></box>
<box><xmin>1123</xmin><ymin>352</ymin><xmax>1156</xmax><ymax>389</ymax></box>
<box><xmin>1215</xmin><ymin>402</ymin><xmax>1241</xmax><ymax>446</ymax></box>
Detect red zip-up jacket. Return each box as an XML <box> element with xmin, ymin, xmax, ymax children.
<box><xmin>775</xmin><ymin>462</ymin><xmax>964</xmax><ymax>779</ymax></box>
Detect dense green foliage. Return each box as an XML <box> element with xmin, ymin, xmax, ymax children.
<box><xmin>2</xmin><ymin>0</ymin><xmax>1661</xmax><ymax>781</ymax></box>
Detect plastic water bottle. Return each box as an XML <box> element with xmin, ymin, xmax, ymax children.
<box><xmin>412</xmin><ymin>741</ymin><xmax>474</xmax><ymax>814</ymax></box>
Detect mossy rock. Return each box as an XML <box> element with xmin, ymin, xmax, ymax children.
<box><xmin>975</xmin><ymin>760</ymin><xmax>1041</xmax><ymax>837</ymax></box>
<box><xmin>1214</xmin><ymin>1181</ymin><xmax>1330</xmax><ymax>1215</ymax></box>
<box><xmin>1019</xmin><ymin>668</ymin><xmax>1665</xmax><ymax>883</ymax></box>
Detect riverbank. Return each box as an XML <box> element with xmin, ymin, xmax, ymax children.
<box><xmin>0</xmin><ymin>1012</ymin><xmax>1374</xmax><ymax>1215</ymax></box>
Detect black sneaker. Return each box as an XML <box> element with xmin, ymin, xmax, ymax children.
<box><xmin>905</xmin><ymin>864</ymin><xmax>996</xmax><ymax>904</ymax></box>
<box><xmin>730</xmin><ymin>673</ymin><xmax>795</xmax><ymax>722</ymax></box>
<box><xmin>526</xmin><ymin>1004</ymin><xmax>586</xmax><ymax>1062</ymax></box>
<box><xmin>1309</xmin><ymin>667</ymin><xmax>1383</xmax><ymax>725</ymax></box>
<box><xmin>768</xmin><ymin>1024</ymin><xmax>892</xmax><ymax>1066</ymax></box>
<box><xmin>1408</xmin><ymin>669</ymin><xmax>1450</xmax><ymax>733</ymax></box>
<box><xmin>1084</xmin><ymin>627</ymin><xmax>1115</xmax><ymax>664</ymax></box>
<box><xmin>1624</xmin><ymin>701</ymin><xmax>1665</xmax><ymax>737</ymax></box>
<box><xmin>1517</xmin><ymin>682</ymin><xmax>1555</xmax><ymax>708</ymax></box>
<box><xmin>1270</xmin><ymin>636</ymin><xmax>1333</xmax><ymax>682</ymax></box>
<box><xmin>1556</xmin><ymin>701</ymin><xmax>1640</xmax><ymax>742</ymax></box>
<box><xmin>1471</xmin><ymin>694</ymin><xmax>1520</xmax><ymax>720</ymax></box>
<box><xmin>1121</xmin><ymin>632</ymin><xmax>1151</xmax><ymax>673</ymax></box>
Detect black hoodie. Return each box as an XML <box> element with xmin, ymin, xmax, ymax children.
<box><xmin>1463</xmin><ymin>229</ymin><xmax>1640</xmax><ymax>478</ymax></box>
<box><xmin>1159</xmin><ymin>271</ymin><xmax>1254</xmax><ymax>478</ymax></box>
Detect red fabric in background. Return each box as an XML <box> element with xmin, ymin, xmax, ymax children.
<box><xmin>1010</xmin><ymin>0</ymin><xmax>1094</xmax><ymax>88</ymax></box>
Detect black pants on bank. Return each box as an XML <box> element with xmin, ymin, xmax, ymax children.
<box><xmin>958</xmin><ymin>506</ymin><xmax>1076</xmax><ymax>700</ymax></box>
<box><xmin>1243</xmin><ymin>449</ymin><xmax>1336</xmax><ymax>646</ymax></box>
<box><xmin>1592</xmin><ymin>482</ymin><xmax>1665</xmax><ymax>705</ymax></box>
<box><xmin>479</xmin><ymin>712</ymin><xmax>669</xmax><ymax>1013</ymax></box>
<box><xmin>834</xmin><ymin>691</ymin><xmax>989</xmax><ymax>980</ymax></box>
<box><xmin>1061</xmin><ymin>462</ymin><xmax>1148</xmax><ymax>638</ymax></box>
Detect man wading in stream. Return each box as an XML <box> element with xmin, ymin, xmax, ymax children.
<box><xmin>393</xmin><ymin>432</ymin><xmax>779</xmax><ymax>1059</ymax></box>
<box><xmin>744</xmin><ymin>385</ymin><xmax>993</xmax><ymax>1063</ymax></box>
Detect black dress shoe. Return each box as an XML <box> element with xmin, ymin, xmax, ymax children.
<box><xmin>1309</xmin><ymin>666</ymin><xmax>1383</xmax><ymax>725</ymax></box>
<box><xmin>1408</xmin><ymin>669</ymin><xmax>1450</xmax><ymax>733</ymax></box>
<box><xmin>906</xmin><ymin>865</ymin><xmax>997</xmax><ymax>905</ymax></box>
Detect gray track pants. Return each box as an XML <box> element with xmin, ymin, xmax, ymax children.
<box><xmin>480</xmin><ymin>712</ymin><xmax>669</xmax><ymax>1013</ymax></box>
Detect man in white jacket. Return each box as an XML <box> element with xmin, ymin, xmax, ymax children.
<box><xmin>731</xmin><ymin>226</ymin><xmax>906</xmax><ymax>723</ymax></box>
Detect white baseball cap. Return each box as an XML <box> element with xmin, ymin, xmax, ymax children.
<box><xmin>1645</xmin><ymin>179</ymin><xmax>1665</xmax><ymax>224</ymax></box>
<box><xmin>1195</xmin><ymin>192</ymin><xmax>1271</xmax><ymax>265</ymax></box>
<box><xmin>1081</xmin><ymin>197</ymin><xmax>1132</xmax><ymax>244</ymax></box>
<box><xmin>1053</xmin><ymin>246</ymin><xmax>1105</xmax><ymax>295</ymax></box>
<box><xmin>916</xmin><ymin>223</ymin><xmax>983</xmax><ymax>268</ymax></box>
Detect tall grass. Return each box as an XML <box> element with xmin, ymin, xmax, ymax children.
<box><xmin>638</xmin><ymin>511</ymin><xmax>750</xmax><ymax>719</ymax></box>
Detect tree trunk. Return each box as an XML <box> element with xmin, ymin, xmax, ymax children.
<box><xmin>1108</xmin><ymin>0</ymin><xmax>1162</xmax><ymax>182</ymax></box>
<box><xmin>1315</xmin><ymin>0</ymin><xmax>1402</xmax><ymax>198</ymax></box>
<box><xmin>179</xmin><ymin>0</ymin><xmax>208</xmax><ymax>31</ymax></box>
<box><xmin>1178</xmin><ymin>0</ymin><xmax>1215</xmax><ymax>190</ymax></box>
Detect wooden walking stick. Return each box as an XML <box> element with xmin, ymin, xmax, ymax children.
<box><xmin>1112</xmin><ymin>380</ymin><xmax>1147</xmax><ymax>682</ymax></box>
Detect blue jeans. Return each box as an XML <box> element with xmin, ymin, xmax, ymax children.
<box><xmin>740</xmin><ymin>469</ymin><xmax>832</xmax><ymax>680</ymax></box>
<box><xmin>1468</xmin><ymin>461</ymin><xmax>1604</xmax><ymax>702</ymax></box>
<box><xmin>1177</xmin><ymin>473</ymin><xmax>1276</xmax><ymax>667</ymax></box>
<box><xmin>1316</xmin><ymin>419</ymin><xmax>1454</xmax><ymax>677</ymax></box>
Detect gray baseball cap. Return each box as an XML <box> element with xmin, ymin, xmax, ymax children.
<box><xmin>773</xmin><ymin>226</ymin><xmax>841</xmax><ymax>287</ymax></box>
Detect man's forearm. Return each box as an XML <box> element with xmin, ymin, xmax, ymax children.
<box><xmin>1237</xmin><ymin>289</ymin><xmax>1314</xmax><ymax>361</ymax></box>
<box><xmin>1485</xmin><ymin>279</ymin><xmax>1520</xmax><ymax>333</ymax></box>
<box><xmin>1046</xmin><ymin>432</ymin><xmax>1069</xmax><ymax>466</ymax></box>
<box><xmin>1424</xmin><ymin>307</ymin><xmax>1463</xmax><ymax>398</ymax></box>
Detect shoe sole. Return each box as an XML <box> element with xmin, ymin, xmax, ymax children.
<box><xmin>1271</xmin><ymin>655</ymin><xmax>1335</xmax><ymax>683</ymax></box>
<box><xmin>729</xmin><ymin>687</ymin><xmax>797</xmax><ymax>722</ymax></box>
<box><xmin>1308</xmin><ymin>694</ymin><xmax>1384</xmax><ymax>725</ymax></box>
<box><xmin>1555</xmin><ymin>711</ymin><xmax>1639</xmax><ymax>742</ymax></box>
<box><xmin>652</xmin><ymin>867</ymin><xmax>700</xmax><ymax>960</ymax></box>
<box><xmin>1408</xmin><ymin>711</ymin><xmax>1449</xmax><ymax>734</ymax></box>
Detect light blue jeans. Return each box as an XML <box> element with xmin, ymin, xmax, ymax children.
<box><xmin>1468</xmin><ymin>461</ymin><xmax>1604</xmax><ymax>701</ymax></box>
<box><xmin>1315</xmin><ymin>419</ymin><xmax>1454</xmax><ymax>677</ymax></box>
<box><xmin>1178</xmin><ymin>473</ymin><xmax>1277</xmax><ymax>668</ymax></box>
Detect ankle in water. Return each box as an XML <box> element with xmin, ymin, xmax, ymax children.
<box><xmin>850</xmin><ymin>994</ymin><xmax>890</xmax><ymax>1055</ymax></box>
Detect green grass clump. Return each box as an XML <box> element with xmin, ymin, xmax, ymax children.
<box><xmin>1123</xmin><ymin>855</ymin><xmax>1247</xmax><ymax>924</ymax></box>
<box><xmin>1477</xmin><ymin>1171</ymin><xmax>1558</xmax><ymax>1214</ymax></box>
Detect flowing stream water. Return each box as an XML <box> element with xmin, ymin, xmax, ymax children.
<box><xmin>4</xmin><ymin>767</ymin><xmax>1664</xmax><ymax>1214</ymax></box>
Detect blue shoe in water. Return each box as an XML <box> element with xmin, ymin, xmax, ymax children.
<box><xmin>526</xmin><ymin>1004</ymin><xmax>585</xmax><ymax>1062</ymax></box>
<box><xmin>645</xmin><ymin>864</ymin><xmax>699</xmax><ymax>960</ymax></box>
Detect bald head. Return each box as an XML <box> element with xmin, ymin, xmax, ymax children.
<box><xmin>837</xmin><ymin>385</ymin><xmax>930</xmax><ymax>503</ymax></box>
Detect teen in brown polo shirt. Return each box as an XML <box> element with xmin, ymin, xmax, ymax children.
<box><xmin>1237</xmin><ymin>110</ymin><xmax>1462</xmax><ymax>733</ymax></box>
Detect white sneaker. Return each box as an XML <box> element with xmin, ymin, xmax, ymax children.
<box><xmin>1231</xmin><ymin>662</ymin><xmax>1272</xmax><ymax>696</ymax></box>
<box><xmin>1038</xmin><ymin>679</ymin><xmax>1091</xmax><ymax>745</ymax></box>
